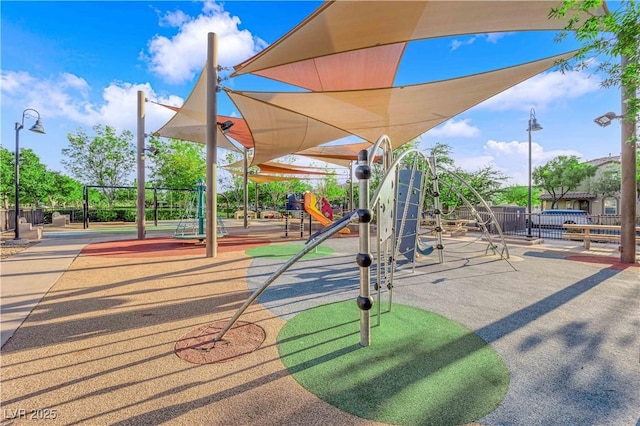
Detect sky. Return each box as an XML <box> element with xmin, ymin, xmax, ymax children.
<box><xmin>1</xmin><ymin>0</ymin><xmax>627</xmax><ymax>187</ymax></box>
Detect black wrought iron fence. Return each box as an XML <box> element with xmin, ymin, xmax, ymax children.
<box><xmin>456</xmin><ymin>208</ymin><xmax>636</xmax><ymax>240</ymax></box>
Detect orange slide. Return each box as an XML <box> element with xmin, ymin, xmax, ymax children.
<box><xmin>303</xmin><ymin>192</ymin><xmax>350</xmax><ymax>234</ymax></box>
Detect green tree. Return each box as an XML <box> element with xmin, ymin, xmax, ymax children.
<box><xmin>62</xmin><ymin>125</ymin><xmax>135</xmax><ymax>206</ymax></box>
<box><xmin>45</xmin><ymin>172</ymin><xmax>84</xmax><ymax>208</ymax></box>
<box><xmin>533</xmin><ymin>155</ymin><xmax>597</xmax><ymax>208</ymax></box>
<box><xmin>493</xmin><ymin>185</ymin><xmax>541</xmax><ymax>207</ymax></box>
<box><xmin>262</xmin><ymin>180</ymin><xmax>289</xmax><ymax>210</ymax></box>
<box><xmin>147</xmin><ymin>137</ymin><xmax>206</xmax><ymax>190</ymax></box>
<box><xmin>16</xmin><ymin>148</ymin><xmax>50</xmax><ymax>206</ymax></box>
<box><xmin>551</xmin><ymin>0</ymin><xmax>639</xmax><ymax>126</ymax></box>
<box><xmin>313</xmin><ymin>171</ymin><xmax>346</xmax><ymax>206</ymax></box>
<box><xmin>0</xmin><ymin>146</ymin><xmax>14</xmax><ymax>211</ymax></box>
<box><xmin>591</xmin><ymin>167</ymin><xmax>621</xmax><ymax>197</ymax></box>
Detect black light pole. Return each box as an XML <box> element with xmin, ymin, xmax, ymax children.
<box><xmin>527</xmin><ymin>108</ymin><xmax>542</xmax><ymax>239</ymax></box>
<box><xmin>14</xmin><ymin>109</ymin><xmax>45</xmax><ymax>241</ymax></box>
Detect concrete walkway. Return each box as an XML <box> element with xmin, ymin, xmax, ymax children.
<box><xmin>1</xmin><ymin>237</ymin><xmax>93</xmax><ymax>347</ymax></box>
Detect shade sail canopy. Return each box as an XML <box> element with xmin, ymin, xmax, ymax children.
<box><xmin>153</xmin><ymin>68</ymin><xmax>251</xmax><ymax>151</ymax></box>
<box><xmin>296</xmin><ymin>142</ymin><xmax>374</xmax><ymax>167</ymax></box>
<box><xmin>228</xmin><ymin>51</ymin><xmax>576</xmax><ymax>163</ymax></box>
<box><xmin>233</xmin><ymin>0</ymin><xmax>605</xmax><ymax>78</ymax></box>
<box><xmin>224</xmin><ymin>160</ymin><xmax>330</xmax><ymax>175</ymax></box>
<box><xmin>226</xmin><ymin>168</ymin><xmax>299</xmax><ymax>183</ymax></box>
<box><xmin>226</xmin><ymin>89</ymin><xmax>354</xmax><ymax>165</ymax></box>
<box><xmin>251</xmin><ymin>43</ymin><xmax>406</xmax><ymax>90</ymax></box>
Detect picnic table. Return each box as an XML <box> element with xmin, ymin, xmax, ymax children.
<box><xmin>422</xmin><ymin>218</ymin><xmax>476</xmax><ymax>236</ymax></box>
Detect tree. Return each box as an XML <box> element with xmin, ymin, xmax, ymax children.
<box><xmin>313</xmin><ymin>171</ymin><xmax>346</xmax><ymax>206</ymax></box>
<box><xmin>591</xmin><ymin>167</ymin><xmax>621</xmax><ymax>197</ymax></box>
<box><xmin>532</xmin><ymin>155</ymin><xmax>597</xmax><ymax>208</ymax></box>
<box><xmin>45</xmin><ymin>172</ymin><xmax>84</xmax><ymax>208</ymax></box>
<box><xmin>262</xmin><ymin>180</ymin><xmax>289</xmax><ymax>210</ymax></box>
<box><xmin>423</xmin><ymin>143</ymin><xmax>508</xmax><ymax>211</ymax></box>
<box><xmin>0</xmin><ymin>146</ymin><xmax>14</xmax><ymax>211</ymax></box>
<box><xmin>62</xmin><ymin>125</ymin><xmax>135</xmax><ymax>206</ymax></box>
<box><xmin>551</xmin><ymin>0</ymin><xmax>639</xmax><ymax>126</ymax></box>
<box><xmin>147</xmin><ymin>137</ymin><xmax>206</xmax><ymax>190</ymax></box>
<box><xmin>493</xmin><ymin>185</ymin><xmax>541</xmax><ymax>207</ymax></box>
<box><xmin>15</xmin><ymin>148</ymin><xmax>51</xmax><ymax>206</ymax></box>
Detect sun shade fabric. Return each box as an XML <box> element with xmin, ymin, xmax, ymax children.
<box><xmin>153</xmin><ymin>70</ymin><xmax>251</xmax><ymax>151</ymax></box>
<box><xmin>296</xmin><ymin>142</ymin><xmax>374</xmax><ymax>167</ymax></box>
<box><xmin>228</xmin><ymin>51</ymin><xmax>576</xmax><ymax>158</ymax></box>
<box><xmin>224</xmin><ymin>160</ymin><xmax>330</xmax><ymax>175</ymax></box>
<box><xmin>226</xmin><ymin>89</ymin><xmax>354</xmax><ymax>166</ymax></box>
<box><xmin>232</xmin><ymin>0</ymin><xmax>606</xmax><ymax>77</ymax></box>
<box><xmin>251</xmin><ymin>43</ymin><xmax>405</xmax><ymax>90</ymax></box>
<box><xmin>226</xmin><ymin>168</ymin><xmax>299</xmax><ymax>183</ymax></box>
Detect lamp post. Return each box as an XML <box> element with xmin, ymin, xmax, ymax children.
<box><xmin>13</xmin><ymin>109</ymin><xmax>45</xmax><ymax>242</ymax></box>
<box><xmin>527</xmin><ymin>108</ymin><xmax>542</xmax><ymax>239</ymax></box>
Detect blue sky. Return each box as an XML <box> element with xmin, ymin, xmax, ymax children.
<box><xmin>1</xmin><ymin>1</ymin><xmax>625</xmax><ymax>186</ymax></box>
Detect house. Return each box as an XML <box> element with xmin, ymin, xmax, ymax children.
<box><xmin>539</xmin><ymin>155</ymin><xmax>637</xmax><ymax>215</ymax></box>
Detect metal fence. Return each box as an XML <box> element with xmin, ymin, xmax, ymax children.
<box><xmin>457</xmin><ymin>208</ymin><xmax>635</xmax><ymax>239</ymax></box>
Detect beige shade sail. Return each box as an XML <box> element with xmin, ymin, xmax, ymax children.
<box><xmin>226</xmin><ymin>89</ymin><xmax>354</xmax><ymax>166</ymax></box>
<box><xmin>152</xmin><ymin>68</ymin><xmax>248</xmax><ymax>152</ymax></box>
<box><xmin>226</xmin><ymin>168</ymin><xmax>299</xmax><ymax>183</ymax></box>
<box><xmin>296</xmin><ymin>142</ymin><xmax>375</xmax><ymax>167</ymax></box>
<box><xmin>224</xmin><ymin>160</ymin><xmax>330</xmax><ymax>175</ymax></box>
<box><xmin>228</xmin><ymin>51</ymin><xmax>576</xmax><ymax>157</ymax></box>
<box><xmin>232</xmin><ymin>0</ymin><xmax>605</xmax><ymax>78</ymax></box>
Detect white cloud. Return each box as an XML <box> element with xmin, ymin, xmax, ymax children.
<box><xmin>483</xmin><ymin>139</ymin><xmax>583</xmax><ymax>184</ymax></box>
<box><xmin>450</xmin><ymin>33</ymin><xmax>509</xmax><ymax>51</ymax></box>
<box><xmin>450</xmin><ymin>37</ymin><xmax>476</xmax><ymax>51</ymax></box>
<box><xmin>480</xmin><ymin>69</ymin><xmax>601</xmax><ymax>111</ymax></box>
<box><xmin>142</xmin><ymin>1</ymin><xmax>268</xmax><ymax>84</ymax></box>
<box><xmin>428</xmin><ymin>118</ymin><xmax>480</xmax><ymax>138</ymax></box>
<box><xmin>1</xmin><ymin>70</ymin><xmax>181</xmax><ymax>134</ymax></box>
<box><xmin>484</xmin><ymin>33</ymin><xmax>509</xmax><ymax>43</ymax></box>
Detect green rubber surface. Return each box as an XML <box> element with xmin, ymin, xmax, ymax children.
<box><xmin>245</xmin><ymin>243</ymin><xmax>333</xmax><ymax>259</ymax></box>
<box><xmin>277</xmin><ymin>301</ymin><xmax>509</xmax><ymax>426</ymax></box>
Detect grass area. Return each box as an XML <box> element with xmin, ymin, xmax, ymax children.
<box><xmin>245</xmin><ymin>243</ymin><xmax>333</xmax><ymax>259</ymax></box>
<box><xmin>278</xmin><ymin>301</ymin><xmax>509</xmax><ymax>426</ymax></box>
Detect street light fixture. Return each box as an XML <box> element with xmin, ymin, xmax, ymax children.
<box><xmin>14</xmin><ymin>108</ymin><xmax>45</xmax><ymax>242</ymax></box>
<box><xmin>217</xmin><ymin>120</ymin><xmax>234</xmax><ymax>134</ymax></box>
<box><xmin>527</xmin><ymin>108</ymin><xmax>542</xmax><ymax>239</ymax></box>
<box><xmin>593</xmin><ymin>111</ymin><xmax>621</xmax><ymax>128</ymax></box>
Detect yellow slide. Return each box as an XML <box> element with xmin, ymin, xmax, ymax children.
<box><xmin>303</xmin><ymin>192</ymin><xmax>350</xmax><ymax>234</ymax></box>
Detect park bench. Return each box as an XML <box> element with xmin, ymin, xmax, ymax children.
<box><xmin>562</xmin><ymin>224</ymin><xmax>640</xmax><ymax>250</ymax></box>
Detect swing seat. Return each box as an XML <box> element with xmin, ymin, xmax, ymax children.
<box><xmin>417</xmin><ymin>239</ymin><xmax>434</xmax><ymax>255</ymax></box>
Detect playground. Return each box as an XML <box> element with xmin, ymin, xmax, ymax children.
<box><xmin>1</xmin><ymin>216</ymin><xmax>638</xmax><ymax>425</ymax></box>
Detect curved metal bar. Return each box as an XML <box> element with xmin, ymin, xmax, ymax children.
<box><xmin>438</xmin><ymin>167</ymin><xmax>512</xmax><ymax>262</ymax></box>
<box><xmin>213</xmin><ymin>210</ymin><xmax>359</xmax><ymax>342</ymax></box>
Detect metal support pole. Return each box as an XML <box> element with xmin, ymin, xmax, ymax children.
<box><xmin>206</xmin><ymin>32</ymin><xmax>218</xmax><ymax>258</ymax></box>
<box><xmin>355</xmin><ymin>149</ymin><xmax>373</xmax><ymax>347</ymax></box>
<box><xmin>619</xmin><ymin>54</ymin><xmax>637</xmax><ymax>264</ymax></box>
<box><xmin>136</xmin><ymin>90</ymin><xmax>146</xmax><ymax>240</ymax></box>
<box><xmin>14</xmin><ymin>123</ymin><xmax>22</xmax><ymax>240</ymax></box>
<box><xmin>243</xmin><ymin>147</ymin><xmax>249</xmax><ymax>229</ymax></box>
<box><xmin>527</xmin><ymin>124</ymin><xmax>533</xmax><ymax>239</ymax></box>
<box><xmin>83</xmin><ymin>186</ymin><xmax>88</xmax><ymax>229</ymax></box>
<box><xmin>197</xmin><ymin>179</ymin><xmax>205</xmax><ymax>235</ymax></box>
<box><xmin>154</xmin><ymin>188</ymin><xmax>158</xmax><ymax>227</ymax></box>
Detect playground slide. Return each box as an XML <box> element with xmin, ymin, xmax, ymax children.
<box><xmin>303</xmin><ymin>192</ymin><xmax>350</xmax><ymax>234</ymax></box>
